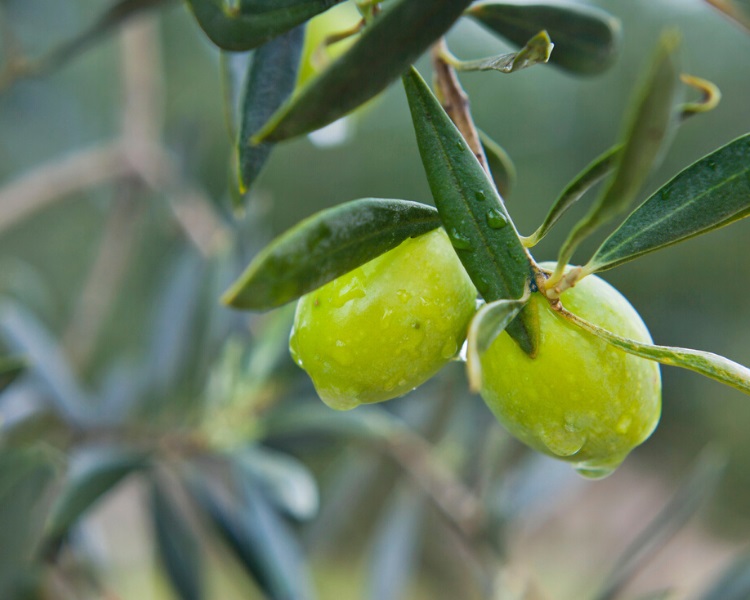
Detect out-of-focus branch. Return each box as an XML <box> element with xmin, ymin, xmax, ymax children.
<box><xmin>61</xmin><ymin>187</ymin><xmax>142</xmax><ymax>369</ymax></box>
<box><xmin>0</xmin><ymin>143</ymin><xmax>130</xmax><ymax>235</ymax></box>
<box><xmin>0</xmin><ymin>13</ymin><xmax>230</xmax><ymax>256</ymax></box>
<box><xmin>431</xmin><ymin>38</ymin><xmax>489</xmax><ymax>173</ymax></box>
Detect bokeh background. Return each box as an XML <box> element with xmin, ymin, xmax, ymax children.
<box><xmin>1</xmin><ymin>0</ymin><xmax>750</xmax><ymax>598</ymax></box>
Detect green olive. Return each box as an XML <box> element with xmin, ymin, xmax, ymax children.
<box><xmin>480</xmin><ymin>264</ymin><xmax>661</xmax><ymax>478</ymax></box>
<box><xmin>290</xmin><ymin>228</ymin><xmax>477</xmax><ymax>410</ymax></box>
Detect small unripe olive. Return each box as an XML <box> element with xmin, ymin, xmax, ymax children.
<box><xmin>290</xmin><ymin>228</ymin><xmax>477</xmax><ymax>410</ymax></box>
<box><xmin>480</xmin><ymin>264</ymin><xmax>661</xmax><ymax>478</ymax></box>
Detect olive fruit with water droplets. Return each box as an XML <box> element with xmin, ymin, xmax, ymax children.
<box><xmin>479</xmin><ymin>264</ymin><xmax>662</xmax><ymax>478</ymax></box>
<box><xmin>290</xmin><ymin>228</ymin><xmax>477</xmax><ymax>410</ymax></box>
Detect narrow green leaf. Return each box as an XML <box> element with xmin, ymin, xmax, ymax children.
<box><xmin>402</xmin><ymin>67</ymin><xmax>538</xmax><ymax>356</ymax></box>
<box><xmin>586</xmin><ymin>133</ymin><xmax>750</xmax><ymax>273</ymax></box>
<box><xmin>0</xmin><ymin>449</ymin><xmax>56</xmax><ymax>590</ymax></box>
<box><xmin>0</xmin><ymin>355</ymin><xmax>25</xmax><ymax>393</ymax></box>
<box><xmin>185</xmin><ymin>0</ymin><xmax>342</xmax><ymax>51</ymax></box>
<box><xmin>705</xmin><ymin>0</ymin><xmax>750</xmax><ymax>31</ymax></box>
<box><xmin>253</xmin><ymin>0</ymin><xmax>474</xmax><ymax>143</ymax></box>
<box><xmin>466</xmin><ymin>0</ymin><xmax>621</xmax><ymax>75</ymax></box>
<box><xmin>190</xmin><ymin>471</ymin><xmax>314</xmax><ymax>600</ymax></box>
<box><xmin>150</xmin><ymin>480</ymin><xmax>204</xmax><ymax>600</ymax></box>
<box><xmin>559</xmin><ymin>307</ymin><xmax>750</xmax><ymax>396</ymax></box>
<box><xmin>593</xmin><ymin>448</ymin><xmax>726</xmax><ymax>600</ymax></box>
<box><xmin>366</xmin><ymin>485</ymin><xmax>425</xmax><ymax>600</ymax></box>
<box><xmin>552</xmin><ymin>31</ymin><xmax>682</xmax><ymax>282</ymax></box>
<box><xmin>221</xmin><ymin>198</ymin><xmax>442</xmax><ymax>310</ymax></box>
<box><xmin>220</xmin><ymin>50</ymin><xmax>252</xmax><ymax>140</ymax></box>
<box><xmin>237</xmin><ymin>25</ymin><xmax>304</xmax><ymax>198</ymax></box>
<box><xmin>453</xmin><ymin>30</ymin><xmax>553</xmax><ymax>73</ymax></box>
<box><xmin>234</xmin><ymin>446</ymin><xmax>319</xmax><ymax>521</ymax></box>
<box><xmin>524</xmin><ymin>144</ymin><xmax>621</xmax><ymax>247</ymax></box>
<box><xmin>478</xmin><ymin>130</ymin><xmax>516</xmax><ymax>199</ymax></box>
<box><xmin>466</xmin><ymin>296</ymin><xmax>528</xmax><ymax>393</ymax></box>
<box><xmin>701</xmin><ymin>550</ymin><xmax>750</xmax><ymax>600</ymax></box>
<box><xmin>46</xmin><ymin>450</ymin><xmax>149</xmax><ymax>542</ymax></box>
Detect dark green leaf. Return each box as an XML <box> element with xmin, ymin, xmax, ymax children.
<box><xmin>593</xmin><ymin>448</ymin><xmax>726</xmax><ymax>600</ymax></box>
<box><xmin>478</xmin><ymin>130</ymin><xmax>516</xmax><ymax>199</ymax></box>
<box><xmin>46</xmin><ymin>449</ymin><xmax>149</xmax><ymax>543</ymax></box>
<box><xmin>586</xmin><ymin>133</ymin><xmax>750</xmax><ymax>273</ymax></box>
<box><xmin>237</xmin><ymin>25</ymin><xmax>304</xmax><ymax>198</ymax></box>
<box><xmin>402</xmin><ymin>67</ymin><xmax>538</xmax><ymax>356</ymax></box>
<box><xmin>466</xmin><ymin>0</ymin><xmax>621</xmax><ymax>75</ymax></box>
<box><xmin>559</xmin><ymin>307</ymin><xmax>750</xmax><ymax>396</ymax></box>
<box><xmin>150</xmin><ymin>480</ymin><xmax>204</xmax><ymax>600</ymax></box>
<box><xmin>701</xmin><ymin>551</ymin><xmax>750</xmax><ymax>600</ymax></box>
<box><xmin>234</xmin><ymin>446</ymin><xmax>319</xmax><ymax>521</ymax></box>
<box><xmin>466</xmin><ymin>296</ymin><xmax>528</xmax><ymax>392</ymax></box>
<box><xmin>0</xmin><ymin>301</ymin><xmax>92</xmax><ymax>425</ymax></box>
<box><xmin>185</xmin><ymin>0</ymin><xmax>342</xmax><ymax>51</ymax></box>
<box><xmin>366</xmin><ymin>485</ymin><xmax>425</xmax><ymax>600</ymax></box>
<box><xmin>222</xmin><ymin>198</ymin><xmax>441</xmax><ymax>310</ymax></box>
<box><xmin>551</xmin><ymin>31</ymin><xmax>681</xmax><ymax>284</ymax></box>
<box><xmin>190</xmin><ymin>471</ymin><xmax>315</xmax><ymax>600</ymax></box>
<box><xmin>0</xmin><ymin>449</ymin><xmax>56</xmax><ymax>592</ymax></box>
<box><xmin>453</xmin><ymin>30</ymin><xmax>553</xmax><ymax>73</ymax></box>
<box><xmin>253</xmin><ymin>0</ymin><xmax>474</xmax><ymax>143</ymax></box>
<box><xmin>704</xmin><ymin>0</ymin><xmax>750</xmax><ymax>31</ymax></box>
<box><xmin>220</xmin><ymin>50</ymin><xmax>252</xmax><ymax>140</ymax></box>
<box><xmin>524</xmin><ymin>144</ymin><xmax>620</xmax><ymax>247</ymax></box>
<box><xmin>0</xmin><ymin>355</ymin><xmax>25</xmax><ymax>393</ymax></box>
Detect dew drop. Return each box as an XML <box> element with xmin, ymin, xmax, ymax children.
<box><xmin>538</xmin><ymin>426</ymin><xmax>585</xmax><ymax>457</ymax></box>
<box><xmin>573</xmin><ymin>453</ymin><xmax>626</xmax><ymax>480</ymax></box>
<box><xmin>486</xmin><ymin>208</ymin><xmax>508</xmax><ymax>229</ymax></box>
<box><xmin>396</xmin><ymin>289</ymin><xmax>412</xmax><ymax>303</ymax></box>
<box><xmin>449</xmin><ymin>228</ymin><xmax>472</xmax><ymax>250</ymax></box>
<box><xmin>475</xmin><ymin>190</ymin><xmax>486</xmax><ymax>202</ymax></box>
<box><xmin>441</xmin><ymin>338</ymin><xmax>458</xmax><ymax>359</ymax></box>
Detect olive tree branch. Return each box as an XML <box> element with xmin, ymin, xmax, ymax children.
<box><xmin>431</xmin><ymin>38</ymin><xmax>489</xmax><ymax>172</ymax></box>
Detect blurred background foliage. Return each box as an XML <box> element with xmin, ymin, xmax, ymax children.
<box><xmin>1</xmin><ymin>0</ymin><xmax>750</xmax><ymax>598</ymax></box>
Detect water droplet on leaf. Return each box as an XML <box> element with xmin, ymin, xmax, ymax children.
<box><xmin>486</xmin><ymin>208</ymin><xmax>508</xmax><ymax>229</ymax></box>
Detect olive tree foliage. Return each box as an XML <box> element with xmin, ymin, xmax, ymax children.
<box><xmin>1</xmin><ymin>0</ymin><xmax>750</xmax><ymax>599</ymax></box>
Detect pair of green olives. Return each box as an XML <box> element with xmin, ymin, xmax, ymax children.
<box><xmin>290</xmin><ymin>231</ymin><xmax>661</xmax><ymax>477</ymax></box>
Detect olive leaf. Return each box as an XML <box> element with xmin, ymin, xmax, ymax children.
<box><xmin>402</xmin><ymin>66</ymin><xmax>538</xmax><ymax>356</ymax></box>
<box><xmin>185</xmin><ymin>0</ymin><xmax>342</xmax><ymax>51</ymax></box>
<box><xmin>234</xmin><ymin>446</ymin><xmax>319</xmax><ymax>521</ymax></box>
<box><xmin>559</xmin><ymin>308</ymin><xmax>750</xmax><ymax>396</ymax></box>
<box><xmin>220</xmin><ymin>50</ymin><xmax>252</xmax><ymax>140</ymax></box>
<box><xmin>551</xmin><ymin>30</ymin><xmax>682</xmax><ymax>284</ymax></box>
<box><xmin>236</xmin><ymin>25</ymin><xmax>304</xmax><ymax>199</ymax></box>
<box><xmin>478</xmin><ymin>130</ymin><xmax>516</xmax><ymax>199</ymax></box>
<box><xmin>0</xmin><ymin>355</ymin><xmax>25</xmax><ymax>393</ymax></box>
<box><xmin>466</xmin><ymin>295</ymin><xmax>529</xmax><ymax>393</ymax></box>
<box><xmin>366</xmin><ymin>484</ymin><xmax>426</xmax><ymax>600</ymax></box>
<box><xmin>704</xmin><ymin>0</ymin><xmax>750</xmax><ymax>31</ymax></box>
<box><xmin>150</xmin><ymin>480</ymin><xmax>204</xmax><ymax>600</ymax></box>
<box><xmin>46</xmin><ymin>450</ymin><xmax>150</xmax><ymax>544</ymax></box>
<box><xmin>452</xmin><ymin>30</ymin><xmax>553</xmax><ymax>74</ymax></box>
<box><xmin>701</xmin><ymin>550</ymin><xmax>750</xmax><ymax>600</ymax></box>
<box><xmin>593</xmin><ymin>448</ymin><xmax>726</xmax><ymax>600</ymax></box>
<box><xmin>190</xmin><ymin>469</ymin><xmax>315</xmax><ymax>600</ymax></box>
<box><xmin>222</xmin><ymin>198</ymin><xmax>442</xmax><ymax>310</ymax></box>
<box><xmin>252</xmin><ymin>0</ymin><xmax>474</xmax><ymax>143</ymax></box>
<box><xmin>584</xmin><ymin>132</ymin><xmax>750</xmax><ymax>273</ymax></box>
<box><xmin>466</xmin><ymin>0</ymin><xmax>621</xmax><ymax>75</ymax></box>
<box><xmin>523</xmin><ymin>144</ymin><xmax>621</xmax><ymax>247</ymax></box>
